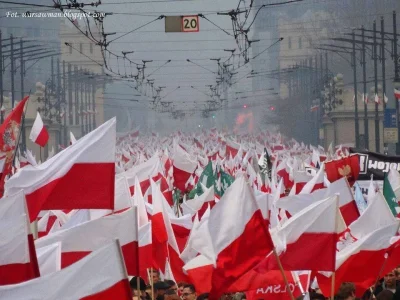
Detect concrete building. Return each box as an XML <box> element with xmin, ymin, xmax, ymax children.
<box><xmin>19</xmin><ymin>20</ymin><xmax>107</xmax><ymax>161</ymax></box>
<box><xmin>321</xmin><ymin>74</ymin><xmax>384</xmax><ymax>152</ymax></box>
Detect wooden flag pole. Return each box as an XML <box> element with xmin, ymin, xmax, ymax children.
<box><xmin>330</xmin><ymin>272</ymin><xmax>336</xmax><ymax>300</ymax></box>
<box><xmin>273</xmin><ymin>248</ymin><xmax>295</xmax><ymax>300</ymax></box>
<box><xmin>150</xmin><ymin>268</ymin><xmax>155</xmax><ymax>300</ymax></box>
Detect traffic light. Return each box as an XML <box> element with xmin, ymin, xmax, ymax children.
<box><xmin>243</xmin><ymin>104</ymin><xmax>247</xmax><ymax>108</ymax></box>
<box><xmin>269</xmin><ymin>105</ymin><xmax>275</xmax><ymax>111</ymax></box>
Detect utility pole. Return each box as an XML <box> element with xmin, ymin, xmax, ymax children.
<box><xmin>68</xmin><ymin>63</ymin><xmax>72</xmax><ymax>126</ymax></box>
<box><xmin>381</xmin><ymin>17</ymin><xmax>386</xmax><ymax>111</ymax></box>
<box><xmin>10</xmin><ymin>34</ymin><xmax>15</xmax><ymax>108</ymax></box>
<box><xmin>85</xmin><ymin>71</ymin><xmax>89</xmax><ymax>134</ymax></box>
<box><xmin>63</xmin><ymin>60</ymin><xmax>67</xmax><ymax>146</ymax></box>
<box><xmin>92</xmin><ymin>77</ymin><xmax>96</xmax><ymax>130</ymax></box>
<box><xmin>361</xmin><ymin>26</ymin><xmax>369</xmax><ymax>150</ymax></box>
<box><xmin>80</xmin><ymin>67</ymin><xmax>84</xmax><ymax>136</ymax></box>
<box><xmin>0</xmin><ymin>30</ymin><xmax>3</xmax><ymax>123</ymax></box>
<box><xmin>20</xmin><ymin>38</ymin><xmax>26</xmax><ymax>152</ymax></box>
<box><xmin>373</xmin><ymin>21</ymin><xmax>380</xmax><ymax>153</ymax></box>
<box><xmin>57</xmin><ymin>59</ymin><xmax>61</xmax><ymax>147</ymax></box>
<box><xmin>352</xmin><ymin>31</ymin><xmax>360</xmax><ymax>149</ymax></box>
<box><xmin>393</xmin><ymin>11</ymin><xmax>400</xmax><ymax>154</ymax></box>
<box><xmin>74</xmin><ymin>65</ymin><xmax>79</xmax><ymax>127</ymax></box>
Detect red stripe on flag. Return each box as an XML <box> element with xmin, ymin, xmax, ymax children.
<box><xmin>80</xmin><ymin>279</ymin><xmax>132</xmax><ymax>300</ymax></box>
<box><xmin>26</xmin><ymin>163</ymin><xmax>115</xmax><ymax>222</ymax></box>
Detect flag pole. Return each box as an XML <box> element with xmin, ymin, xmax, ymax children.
<box><xmin>273</xmin><ymin>248</ymin><xmax>295</xmax><ymax>300</ymax></box>
<box><xmin>150</xmin><ymin>268</ymin><xmax>155</xmax><ymax>300</ymax></box>
<box><xmin>330</xmin><ymin>272</ymin><xmax>336</xmax><ymax>300</ymax></box>
<box><xmin>135</xmin><ymin>206</ymin><xmax>141</xmax><ymax>298</ymax></box>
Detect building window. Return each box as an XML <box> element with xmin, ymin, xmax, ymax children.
<box><xmin>299</xmin><ymin>37</ymin><xmax>302</xmax><ymax>49</ymax></box>
<box><xmin>79</xmin><ymin>43</ymin><xmax>83</xmax><ymax>53</ymax></box>
<box><xmin>69</xmin><ymin>43</ymin><xmax>73</xmax><ymax>54</ymax></box>
<box><xmin>90</xmin><ymin>43</ymin><xmax>93</xmax><ymax>54</ymax></box>
<box><xmin>309</xmin><ymin>37</ymin><xmax>312</xmax><ymax>47</ymax></box>
<box><xmin>288</xmin><ymin>36</ymin><xmax>292</xmax><ymax>49</ymax></box>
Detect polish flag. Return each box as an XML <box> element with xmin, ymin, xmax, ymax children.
<box><xmin>151</xmin><ymin>181</ymin><xmax>189</xmax><ymax>283</ymax></box>
<box><xmin>0</xmin><ymin>241</ymin><xmax>132</xmax><ymax>300</ymax></box>
<box><xmin>206</xmin><ymin>176</ymin><xmax>275</xmax><ymax>298</ymax></box>
<box><xmin>122</xmin><ymin>153</ymin><xmax>162</xmax><ymax>195</ymax></box>
<box><xmin>5</xmin><ymin>118</ymin><xmax>116</xmax><ymax>222</ymax></box>
<box><xmin>257</xmin><ymin>196</ymin><xmax>346</xmax><ymax>272</ymax></box>
<box><xmin>277</xmin><ymin>177</ymin><xmax>359</xmax><ymax>226</ymax></box>
<box><xmin>180</xmin><ymin>206</ymin><xmax>212</xmax><ymax>264</ymax></box>
<box><xmin>0</xmin><ymin>191</ymin><xmax>40</xmax><ymax>285</ymax></box>
<box><xmin>226</xmin><ymin>139</ymin><xmax>240</xmax><ymax>158</ymax></box>
<box><xmin>35</xmin><ymin>207</ymin><xmax>138</xmax><ymax>276</ymax></box>
<box><xmin>29</xmin><ymin>112</ymin><xmax>49</xmax><ymax>147</ymax></box>
<box><xmin>172</xmin><ymin>143</ymin><xmax>197</xmax><ymax>192</ymax></box>
<box><xmin>183</xmin><ymin>255</ymin><xmax>214</xmax><ymax>294</ymax></box>
<box><xmin>394</xmin><ymin>88</ymin><xmax>400</xmax><ymax>100</ymax></box>
<box><xmin>317</xmin><ymin>222</ymin><xmax>400</xmax><ymax>297</ymax></box>
<box><xmin>35</xmin><ymin>242</ymin><xmax>61</xmax><ymax>276</ymax></box>
<box><xmin>299</xmin><ymin>164</ymin><xmax>325</xmax><ymax>194</ymax></box>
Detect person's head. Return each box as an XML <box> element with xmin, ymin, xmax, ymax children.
<box><xmin>197</xmin><ymin>293</ymin><xmax>209</xmax><ymax>300</ymax></box>
<box><xmin>164</xmin><ymin>293</ymin><xmax>181</xmax><ymax>300</ymax></box>
<box><xmin>153</xmin><ymin>281</ymin><xmax>169</xmax><ymax>297</ymax></box>
<box><xmin>337</xmin><ymin>282</ymin><xmax>356</xmax><ymax>300</ymax></box>
<box><xmin>182</xmin><ymin>284</ymin><xmax>196</xmax><ymax>300</ymax></box>
<box><xmin>151</xmin><ymin>269</ymin><xmax>161</xmax><ymax>284</ymax></box>
<box><xmin>178</xmin><ymin>282</ymin><xmax>189</xmax><ymax>296</ymax></box>
<box><xmin>165</xmin><ymin>280</ymin><xmax>177</xmax><ymax>293</ymax></box>
<box><xmin>384</xmin><ymin>272</ymin><xmax>397</xmax><ymax>289</ymax></box>
<box><xmin>377</xmin><ymin>290</ymin><xmax>395</xmax><ymax>300</ymax></box>
<box><xmin>396</xmin><ymin>266</ymin><xmax>400</xmax><ymax>279</ymax></box>
<box><xmin>130</xmin><ymin>277</ymin><xmax>147</xmax><ymax>298</ymax></box>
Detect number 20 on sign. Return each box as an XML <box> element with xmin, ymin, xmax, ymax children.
<box><xmin>182</xmin><ymin>15</ymin><xmax>199</xmax><ymax>32</ymax></box>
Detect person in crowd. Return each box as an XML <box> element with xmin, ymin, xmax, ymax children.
<box><xmin>150</xmin><ymin>268</ymin><xmax>161</xmax><ymax>284</ymax></box>
<box><xmin>178</xmin><ymin>282</ymin><xmax>189</xmax><ymax>296</ymax></box>
<box><xmin>197</xmin><ymin>293</ymin><xmax>209</xmax><ymax>300</ymax></box>
<box><xmin>164</xmin><ymin>290</ymin><xmax>181</xmax><ymax>300</ymax></box>
<box><xmin>154</xmin><ymin>281</ymin><xmax>171</xmax><ymax>300</ymax></box>
<box><xmin>165</xmin><ymin>279</ymin><xmax>178</xmax><ymax>293</ymax></box>
<box><xmin>377</xmin><ymin>290</ymin><xmax>394</xmax><ymax>300</ymax></box>
<box><xmin>129</xmin><ymin>276</ymin><xmax>147</xmax><ymax>300</ymax></box>
<box><xmin>396</xmin><ymin>267</ymin><xmax>400</xmax><ymax>281</ymax></box>
<box><xmin>182</xmin><ymin>284</ymin><xmax>197</xmax><ymax>300</ymax></box>
<box><xmin>336</xmin><ymin>282</ymin><xmax>356</xmax><ymax>300</ymax></box>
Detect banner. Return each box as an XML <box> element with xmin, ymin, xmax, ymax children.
<box><xmin>350</xmin><ymin>148</ymin><xmax>400</xmax><ymax>181</ymax></box>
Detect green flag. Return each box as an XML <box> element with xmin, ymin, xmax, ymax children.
<box><xmin>215</xmin><ymin>169</ymin><xmax>234</xmax><ymax>197</ymax></box>
<box><xmin>383</xmin><ymin>174</ymin><xmax>400</xmax><ymax>216</ymax></box>
<box><xmin>188</xmin><ymin>161</ymin><xmax>215</xmax><ymax>199</ymax></box>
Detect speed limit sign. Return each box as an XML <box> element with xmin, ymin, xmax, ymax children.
<box><xmin>182</xmin><ymin>15</ymin><xmax>199</xmax><ymax>32</ymax></box>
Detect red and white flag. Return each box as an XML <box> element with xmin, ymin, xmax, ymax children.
<box><xmin>172</xmin><ymin>143</ymin><xmax>197</xmax><ymax>192</ymax></box>
<box><xmin>206</xmin><ymin>176</ymin><xmax>275</xmax><ymax>298</ymax></box>
<box><xmin>0</xmin><ymin>241</ymin><xmax>132</xmax><ymax>300</ymax></box>
<box><xmin>29</xmin><ymin>112</ymin><xmax>49</xmax><ymax>147</ymax></box>
<box><xmin>0</xmin><ymin>191</ymin><xmax>40</xmax><ymax>285</ymax></box>
<box><xmin>35</xmin><ymin>207</ymin><xmax>138</xmax><ymax>276</ymax></box>
<box><xmin>5</xmin><ymin>118</ymin><xmax>116</xmax><ymax>221</ymax></box>
<box><xmin>257</xmin><ymin>196</ymin><xmax>346</xmax><ymax>272</ymax></box>
<box><xmin>317</xmin><ymin>221</ymin><xmax>400</xmax><ymax>297</ymax></box>
<box><xmin>394</xmin><ymin>88</ymin><xmax>400</xmax><ymax>101</ymax></box>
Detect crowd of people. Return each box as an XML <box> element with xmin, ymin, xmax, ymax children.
<box><xmin>127</xmin><ymin>268</ymin><xmax>400</xmax><ymax>300</ymax></box>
